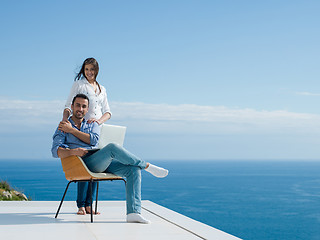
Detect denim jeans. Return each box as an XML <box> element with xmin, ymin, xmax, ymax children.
<box><xmin>76</xmin><ymin>181</ymin><xmax>97</xmax><ymax>208</ymax></box>
<box><xmin>81</xmin><ymin>143</ymin><xmax>147</xmax><ymax>214</ymax></box>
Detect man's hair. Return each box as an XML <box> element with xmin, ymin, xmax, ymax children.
<box><xmin>72</xmin><ymin>93</ymin><xmax>90</xmax><ymax>105</ymax></box>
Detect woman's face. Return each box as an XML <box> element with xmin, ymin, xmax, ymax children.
<box><xmin>84</xmin><ymin>64</ymin><xmax>96</xmax><ymax>82</ymax></box>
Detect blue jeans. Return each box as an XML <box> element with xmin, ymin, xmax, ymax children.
<box><xmin>81</xmin><ymin>143</ymin><xmax>147</xmax><ymax>214</ymax></box>
<box><xmin>76</xmin><ymin>181</ymin><xmax>97</xmax><ymax>208</ymax></box>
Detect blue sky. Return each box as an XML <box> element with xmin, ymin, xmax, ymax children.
<box><xmin>1</xmin><ymin>1</ymin><xmax>320</xmax><ymax>160</ymax></box>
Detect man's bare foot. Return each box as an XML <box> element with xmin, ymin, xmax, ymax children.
<box><xmin>77</xmin><ymin>207</ymin><xmax>86</xmax><ymax>215</ymax></box>
<box><xmin>85</xmin><ymin>206</ymin><xmax>100</xmax><ymax>215</ymax></box>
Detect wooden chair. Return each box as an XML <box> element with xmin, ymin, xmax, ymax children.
<box><xmin>55</xmin><ymin>155</ymin><xmax>126</xmax><ymax>222</ymax></box>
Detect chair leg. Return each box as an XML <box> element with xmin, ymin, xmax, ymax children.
<box><xmin>95</xmin><ymin>181</ymin><xmax>99</xmax><ymax>214</ymax></box>
<box><xmin>89</xmin><ymin>179</ymin><xmax>93</xmax><ymax>223</ymax></box>
<box><xmin>55</xmin><ymin>181</ymin><xmax>73</xmax><ymax>218</ymax></box>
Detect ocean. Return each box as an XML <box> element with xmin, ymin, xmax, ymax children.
<box><xmin>0</xmin><ymin>159</ymin><xmax>320</xmax><ymax>240</ymax></box>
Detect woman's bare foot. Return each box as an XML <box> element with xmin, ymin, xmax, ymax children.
<box><xmin>77</xmin><ymin>207</ymin><xmax>86</xmax><ymax>215</ymax></box>
<box><xmin>85</xmin><ymin>206</ymin><xmax>100</xmax><ymax>215</ymax></box>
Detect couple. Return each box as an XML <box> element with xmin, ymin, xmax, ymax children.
<box><xmin>51</xmin><ymin>59</ymin><xmax>168</xmax><ymax>224</ymax></box>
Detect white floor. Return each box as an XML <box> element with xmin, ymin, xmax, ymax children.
<box><xmin>0</xmin><ymin>200</ymin><xmax>241</xmax><ymax>240</ymax></box>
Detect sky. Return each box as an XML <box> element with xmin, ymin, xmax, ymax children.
<box><xmin>1</xmin><ymin>0</ymin><xmax>320</xmax><ymax>160</ymax></box>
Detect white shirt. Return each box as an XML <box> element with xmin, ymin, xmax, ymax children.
<box><xmin>65</xmin><ymin>78</ymin><xmax>111</xmax><ymax>120</ymax></box>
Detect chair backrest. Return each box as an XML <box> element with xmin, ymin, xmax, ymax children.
<box><xmin>60</xmin><ymin>156</ymin><xmax>92</xmax><ymax>181</ymax></box>
<box><xmin>97</xmin><ymin>124</ymin><xmax>126</xmax><ymax>148</ymax></box>
<box><xmin>60</xmin><ymin>155</ymin><xmax>125</xmax><ymax>181</ymax></box>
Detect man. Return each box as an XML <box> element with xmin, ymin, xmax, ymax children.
<box><xmin>52</xmin><ymin>94</ymin><xmax>168</xmax><ymax>224</ymax></box>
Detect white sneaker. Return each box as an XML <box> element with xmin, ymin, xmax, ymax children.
<box><xmin>145</xmin><ymin>164</ymin><xmax>169</xmax><ymax>178</ymax></box>
<box><xmin>126</xmin><ymin>213</ymin><xmax>150</xmax><ymax>224</ymax></box>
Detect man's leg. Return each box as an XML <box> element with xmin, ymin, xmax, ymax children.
<box><xmin>77</xmin><ymin>182</ymin><xmax>87</xmax><ymax>214</ymax></box>
<box><xmin>106</xmin><ymin>161</ymin><xmax>149</xmax><ymax>223</ymax></box>
<box><xmin>84</xmin><ymin>182</ymin><xmax>98</xmax><ymax>214</ymax></box>
<box><xmin>84</xmin><ymin>143</ymin><xmax>168</xmax><ymax>179</ymax></box>
<box><xmin>84</xmin><ymin>143</ymin><xmax>147</xmax><ymax>173</ymax></box>
<box><xmin>106</xmin><ymin>161</ymin><xmax>142</xmax><ymax>214</ymax></box>
<box><xmin>103</xmin><ymin>143</ymin><xmax>168</xmax><ymax>178</ymax></box>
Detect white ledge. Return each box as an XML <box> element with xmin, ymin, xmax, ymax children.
<box><xmin>0</xmin><ymin>201</ymin><xmax>241</xmax><ymax>240</ymax></box>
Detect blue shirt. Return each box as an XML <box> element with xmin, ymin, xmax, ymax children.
<box><xmin>51</xmin><ymin>118</ymin><xmax>100</xmax><ymax>158</ymax></box>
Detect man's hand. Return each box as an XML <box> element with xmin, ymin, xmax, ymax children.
<box><xmin>57</xmin><ymin>147</ymin><xmax>88</xmax><ymax>158</ymax></box>
<box><xmin>58</xmin><ymin>120</ymin><xmax>91</xmax><ymax>144</ymax></box>
<box><xmin>71</xmin><ymin>148</ymin><xmax>88</xmax><ymax>157</ymax></box>
<box><xmin>58</xmin><ymin>120</ymin><xmax>74</xmax><ymax>133</ymax></box>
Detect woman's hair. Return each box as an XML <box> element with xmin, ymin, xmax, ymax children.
<box><xmin>75</xmin><ymin>57</ymin><xmax>101</xmax><ymax>93</ymax></box>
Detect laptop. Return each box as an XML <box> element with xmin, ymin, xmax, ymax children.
<box><xmin>88</xmin><ymin>124</ymin><xmax>127</xmax><ymax>151</ymax></box>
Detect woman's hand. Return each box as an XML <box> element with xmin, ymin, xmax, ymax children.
<box><xmin>87</xmin><ymin>118</ymin><xmax>101</xmax><ymax>125</ymax></box>
<box><xmin>87</xmin><ymin>113</ymin><xmax>111</xmax><ymax>125</ymax></box>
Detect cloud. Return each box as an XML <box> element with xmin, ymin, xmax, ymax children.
<box><xmin>1</xmin><ymin>97</ymin><xmax>320</xmax><ymax>160</ymax></box>
<box><xmin>295</xmin><ymin>91</ymin><xmax>320</xmax><ymax>96</ymax></box>
<box><xmin>1</xmin><ymin>97</ymin><xmax>320</xmax><ymax>135</ymax></box>
<box><xmin>110</xmin><ymin>102</ymin><xmax>320</xmax><ymax>134</ymax></box>
<box><xmin>0</xmin><ymin>97</ymin><xmax>64</xmax><ymax>127</ymax></box>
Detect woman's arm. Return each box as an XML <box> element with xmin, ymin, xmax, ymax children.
<box><xmin>87</xmin><ymin>88</ymin><xmax>112</xmax><ymax>124</ymax></box>
<box><xmin>97</xmin><ymin>112</ymin><xmax>111</xmax><ymax>124</ymax></box>
<box><xmin>62</xmin><ymin>108</ymin><xmax>71</xmax><ymax>122</ymax></box>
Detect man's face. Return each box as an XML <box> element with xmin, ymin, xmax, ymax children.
<box><xmin>71</xmin><ymin>97</ymin><xmax>89</xmax><ymax>119</ymax></box>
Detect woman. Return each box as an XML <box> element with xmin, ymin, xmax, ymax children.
<box><xmin>63</xmin><ymin>57</ymin><xmax>111</xmax><ymax>215</ymax></box>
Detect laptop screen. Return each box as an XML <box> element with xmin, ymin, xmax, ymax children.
<box><xmin>97</xmin><ymin>124</ymin><xmax>127</xmax><ymax>148</ymax></box>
